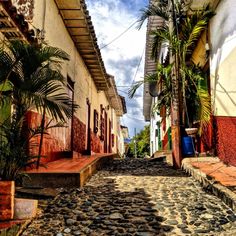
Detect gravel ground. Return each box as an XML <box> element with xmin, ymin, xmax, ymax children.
<box><xmin>21</xmin><ymin>159</ymin><xmax>236</xmax><ymax>236</ymax></box>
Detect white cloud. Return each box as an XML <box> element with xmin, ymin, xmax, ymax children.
<box><xmin>87</xmin><ymin>0</ymin><xmax>149</xmax><ymax>137</ymax></box>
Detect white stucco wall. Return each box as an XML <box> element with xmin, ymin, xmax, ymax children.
<box><xmin>25</xmin><ymin>0</ymin><xmax>120</xmax><ymax>152</ymax></box>
<box><xmin>32</xmin><ymin>0</ymin><xmax>96</xmax><ymax>123</ymax></box>
<box><xmin>150</xmin><ymin>97</ymin><xmax>161</xmax><ymax>155</ymax></box>
<box><xmin>117</xmin><ymin>119</ymin><xmax>125</xmax><ymax>157</ymax></box>
<box><xmin>210</xmin><ymin>0</ymin><xmax>236</xmax><ymax>117</ymax></box>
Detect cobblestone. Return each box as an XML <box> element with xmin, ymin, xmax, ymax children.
<box><xmin>22</xmin><ymin>159</ymin><xmax>236</xmax><ymax>235</ymax></box>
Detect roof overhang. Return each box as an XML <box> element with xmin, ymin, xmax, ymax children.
<box><xmin>0</xmin><ymin>3</ymin><xmax>30</xmax><ymax>42</ymax></box>
<box><xmin>143</xmin><ymin>15</ymin><xmax>164</xmax><ymax>121</ymax></box>
<box><xmin>105</xmin><ymin>75</ymin><xmax>127</xmax><ymax>116</ymax></box>
<box><xmin>54</xmin><ymin>0</ymin><xmax>109</xmax><ymax>90</ymax></box>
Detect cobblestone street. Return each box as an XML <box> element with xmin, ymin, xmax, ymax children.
<box><xmin>22</xmin><ymin>159</ymin><xmax>236</xmax><ymax>236</ymax></box>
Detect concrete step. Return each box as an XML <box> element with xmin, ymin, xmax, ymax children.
<box><xmin>22</xmin><ymin>154</ymin><xmax>115</xmax><ymax>188</ymax></box>
<box><xmin>151</xmin><ymin>150</ymin><xmax>173</xmax><ymax>166</ymax></box>
<box><xmin>55</xmin><ymin>151</ymin><xmax>81</xmax><ymax>159</ymax></box>
<box><xmin>16</xmin><ymin>188</ymin><xmax>59</xmax><ymax>199</ymax></box>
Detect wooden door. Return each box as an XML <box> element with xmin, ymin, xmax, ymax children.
<box><xmin>104</xmin><ymin>111</ymin><xmax>108</xmax><ymax>153</ymax></box>
<box><xmin>85</xmin><ymin>98</ymin><xmax>91</xmax><ymax>155</ymax></box>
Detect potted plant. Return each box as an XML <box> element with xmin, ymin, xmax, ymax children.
<box><xmin>0</xmin><ymin>114</ymin><xmax>40</xmax><ymax>220</ymax></box>
<box><xmin>0</xmin><ymin>40</ymin><xmax>77</xmax><ymax>220</ymax></box>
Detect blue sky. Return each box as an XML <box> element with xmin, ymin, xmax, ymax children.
<box><xmin>87</xmin><ymin>0</ymin><xmax>149</xmax><ymax>137</ymax></box>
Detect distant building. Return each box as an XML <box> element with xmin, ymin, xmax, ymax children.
<box><xmin>120</xmin><ymin>126</ymin><xmax>130</xmax><ymax>157</ymax></box>
<box><xmin>143</xmin><ymin>0</ymin><xmax>171</xmax><ymax>157</ymax></box>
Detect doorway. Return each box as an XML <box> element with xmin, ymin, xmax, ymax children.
<box><xmin>104</xmin><ymin>111</ymin><xmax>108</xmax><ymax>153</ymax></box>
<box><xmin>85</xmin><ymin>98</ymin><xmax>91</xmax><ymax>155</ymax></box>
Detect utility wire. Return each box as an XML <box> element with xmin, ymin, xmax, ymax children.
<box><xmin>117</xmin><ymin>89</ymin><xmax>143</xmax><ymax>97</ymax></box>
<box><xmin>131</xmin><ymin>46</ymin><xmax>145</xmax><ymax>85</ymax></box>
<box><xmin>116</xmin><ymin>46</ymin><xmax>145</xmax><ymax>90</ymax></box>
<box><xmin>100</xmin><ymin>20</ymin><xmax>138</xmax><ymax>50</ymax></box>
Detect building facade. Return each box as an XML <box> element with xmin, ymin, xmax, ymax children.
<box><xmin>143</xmin><ymin>3</ymin><xmax>171</xmax><ymax>157</ymax></box>
<box><xmin>189</xmin><ymin>0</ymin><xmax>236</xmax><ymax>165</ymax></box>
<box><xmin>0</xmin><ymin>0</ymin><xmax>126</xmax><ymax>164</ymax></box>
<box><xmin>209</xmin><ymin>0</ymin><xmax>236</xmax><ymax>166</ymax></box>
<box><xmin>144</xmin><ymin>0</ymin><xmax>236</xmax><ymax>166</ymax></box>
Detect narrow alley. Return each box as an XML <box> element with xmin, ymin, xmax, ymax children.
<box><xmin>22</xmin><ymin>159</ymin><xmax>236</xmax><ymax>236</ymax></box>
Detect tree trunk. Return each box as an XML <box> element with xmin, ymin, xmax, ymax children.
<box><xmin>170</xmin><ymin>0</ymin><xmax>182</xmax><ymax>168</ymax></box>
<box><xmin>36</xmin><ymin>107</ymin><xmax>46</xmax><ymax>169</ymax></box>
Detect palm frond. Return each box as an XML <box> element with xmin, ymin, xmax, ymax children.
<box><xmin>150</xmin><ymin>23</ymin><xmax>170</xmax><ymax>60</ymax></box>
<box><xmin>128</xmin><ymin>81</ymin><xmax>144</xmax><ymax>98</ymax></box>
<box><xmin>138</xmin><ymin>3</ymin><xmax>169</xmax><ymax>30</ymax></box>
<box><xmin>181</xmin><ymin>6</ymin><xmax>215</xmax><ymax>56</ymax></box>
<box><xmin>196</xmin><ymin>88</ymin><xmax>211</xmax><ymax>135</ymax></box>
<box><xmin>128</xmin><ymin>72</ymin><xmax>161</xmax><ymax>98</ymax></box>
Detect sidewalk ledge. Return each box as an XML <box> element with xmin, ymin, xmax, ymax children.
<box><xmin>182</xmin><ymin>157</ymin><xmax>236</xmax><ymax>211</ymax></box>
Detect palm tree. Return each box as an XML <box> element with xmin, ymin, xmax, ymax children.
<box><xmin>0</xmin><ymin>40</ymin><xmax>74</xmax><ymax>121</ymax></box>
<box><xmin>0</xmin><ymin>40</ymin><xmax>77</xmax><ymax>173</ymax></box>
<box><xmin>130</xmin><ymin>1</ymin><xmax>214</xmax><ymax>133</ymax></box>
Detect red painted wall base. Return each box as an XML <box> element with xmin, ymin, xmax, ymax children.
<box><xmin>26</xmin><ymin>111</ymin><xmax>107</xmax><ymax>165</ymax></box>
<box><xmin>72</xmin><ymin>116</ymin><xmax>86</xmax><ymax>153</ymax></box>
<box><xmin>26</xmin><ymin>111</ymin><xmax>68</xmax><ymax>163</ymax></box>
<box><xmin>91</xmin><ymin>132</ymin><xmax>103</xmax><ymax>153</ymax></box>
<box><xmin>214</xmin><ymin>116</ymin><xmax>236</xmax><ymax>166</ymax></box>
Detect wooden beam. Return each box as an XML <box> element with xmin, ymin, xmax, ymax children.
<box><xmin>92</xmin><ymin>74</ymin><xmax>103</xmax><ymax>77</ymax></box>
<box><xmin>94</xmin><ymin>78</ymin><xmax>106</xmax><ymax>81</ymax></box>
<box><xmin>68</xmin><ymin>28</ymin><xmax>88</xmax><ymax>35</ymax></box>
<box><xmin>84</xmin><ymin>60</ymin><xmax>99</xmax><ymax>65</ymax></box>
<box><xmin>71</xmin><ymin>33</ymin><xmax>90</xmax><ymax>36</ymax></box>
<box><xmin>0</xmin><ymin>27</ymin><xmax>18</xmax><ymax>33</ymax></box>
<box><xmin>79</xmin><ymin>51</ymin><xmax>96</xmax><ymax>55</ymax></box>
<box><xmin>64</xmin><ymin>18</ymin><xmax>84</xmax><ymax>20</ymax></box>
<box><xmin>58</xmin><ymin>8</ymin><xmax>81</xmax><ymax>10</ymax></box>
<box><xmin>8</xmin><ymin>36</ymin><xmax>24</xmax><ymax>41</ymax></box>
<box><xmin>86</xmin><ymin>63</ymin><xmax>100</xmax><ymax>66</ymax></box>
<box><xmin>90</xmin><ymin>68</ymin><xmax>101</xmax><ymax>72</ymax></box>
<box><xmin>74</xmin><ymin>40</ymin><xmax>92</xmax><ymax>43</ymax></box>
<box><xmin>82</xmin><ymin>55</ymin><xmax>98</xmax><ymax>59</ymax></box>
<box><xmin>72</xmin><ymin>35</ymin><xmax>91</xmax><ymax>41</ymax></box>
<box><xmin>0</xmin><ymin>16</ymin><xmax>9</xmax><ymax>23</ymax></box>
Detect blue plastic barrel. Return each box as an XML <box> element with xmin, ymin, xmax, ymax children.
<box><xmin>182</xmin><ymin>136</ymin><xmax>194</xmax><ymax>156</ymax></box>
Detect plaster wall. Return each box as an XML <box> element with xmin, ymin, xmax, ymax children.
<box><xmin>209</xmin><ymin>0</ymin><xmax>236</xmax><ymax>166</ymax></box>
<box><xmin>210</xmin><ymin>0</ymin><xmax>236</xmax><ymax>117</ymax></box>
<box><xmin>111</xmin><ymin>109</ymin><xmax>119</xmax><ymax>153</ymax></box>
<box><xmin>0</xmin><ymin>0</ymin><xmax>124</xmax><ymax>162</ymax></box>
<box><xmin>33</xmin><ymin>0</ymin><xmax>93</xmax><ymax>123</ymax></box>
<box><xmin>21</xmin><ymin>0</ymin><xmax>118</xmax><ymax>157</ymax></box>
